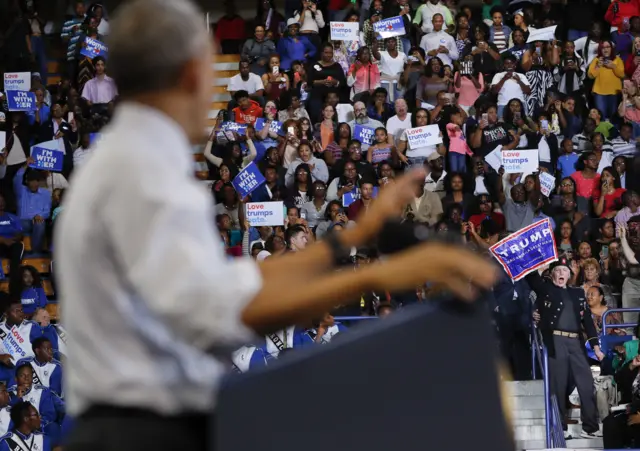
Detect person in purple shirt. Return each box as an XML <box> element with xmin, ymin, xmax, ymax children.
<box><xmin>0</xmin><ymin>194</ymin><xmax>24</xmax><ymax>277</ymax></box>
<box><xmin>13</xmin><ymin>165</ymin><xmax>51</xmax><ymax>253</ymax></box>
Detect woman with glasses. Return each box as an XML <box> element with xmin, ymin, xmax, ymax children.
<box><xmin>397</xmin><ymin>108</ymin><xmax>443</xmax><ymax>166</ymax></box>
<box><xmin>301</xmin><ymin>181</ymin><xmax>328</xmax><ymax>228</ymax></box>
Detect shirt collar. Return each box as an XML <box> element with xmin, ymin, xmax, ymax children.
<box><xmin>110</xmin><ymin>102</ymin><xmax>192</xmax><ymax>172</ymax></box>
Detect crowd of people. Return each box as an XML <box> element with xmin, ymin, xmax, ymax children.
<box><xmin>2</xmin><ymin>0</ymin><xmax>640</xmax><ymax>449</ymax></box>
<box><xmin>217</xmin><ymin>0</ymin><xmax>640</xmax><ymax>447</ymax></box>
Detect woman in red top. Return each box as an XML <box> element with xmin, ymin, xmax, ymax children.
<box><xmin>571</xmin><ymin>151</ymin><xmax>600</xmax><ymax>199</ymax></box>
<box><xmin>593</xmin><ymin>166</ymin><xmax>626</xmax><ymax>218</ymax></box>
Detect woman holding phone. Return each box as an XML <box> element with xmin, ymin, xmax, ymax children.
<box><xmin>588</xmin><ymin>40</ymin><xmax>625</xmax><ymax>121</ymax></box>
<box><xmin>593</xmin><ymin>166</ymin><xmax>625</xmax><ymax>218</ymax></box>
<box><xmin>261</xmin><ymin>54</ymin><xmax>290</xmax><ymax>101</ymax></box>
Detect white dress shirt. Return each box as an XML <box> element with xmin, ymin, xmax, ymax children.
<box><xmin>56</xmin><ymin>102</ymin><xmax>263</xmax><ymax>416</ymax></box>
<box><xmin>419</xmin><ymin>30</ymin><xmax>458</xmax><ymax>67</ymax></box>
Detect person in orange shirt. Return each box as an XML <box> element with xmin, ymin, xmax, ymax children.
<box><xmin>231</xmin><ymin>90</ymin><xmax>264</xmax><ymax>126</ymax></box>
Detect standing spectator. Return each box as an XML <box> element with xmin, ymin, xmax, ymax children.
<box><xmin>593</xmin><ymin>167</ymin><xmax>626</xmax><ymax>218</ymax></box>
<box><xmin>61</xmin><ymin>0</ymin><xmax>87</xmax><ymax>84</ymax></box>
<box><xmin>373</xmin><ymin>38</ymin><xmax>407</xmax><ymax>102</ymax></box>
<box><xmin>215</xmin><ymin>2</ymin><xmax>246</xmax><ymax>55</ymax></box>
<box><xmin>81</xmin><ymin>56</ymin><xmax>118</xmax><ymax>112</ymax></box>
<box><xmin>413</xmin><ymin>0</ymin><xmax>453</xmax><ymax>35</ymax></box>
<box><xmin>491</xmin><ymin>54</ymin><xmax>532</xmax><ymax>118</ymax></box>
<box><xmin>461</xmin><ymin>23</ymin><xmax>501</xmax><ymax>82</ymax></box>
<box><xmin>571</xmin><ymin>152</ymin><xmax>601</xmax><ymax>200</ymax></box>
<box><xmin>25</xmin><ymin>3</ymin><xmax>48</xmax><ymax>79</ymax></box>
<box><xmin>522</xmin><ymin>41</ymin><xmax>559</xmax><ymax>115</ymax></box>
<box><xmin>453</xmin><ymin>55</ymin><xmax>484</xmax><ymax>114</ymax></box>
<box><xmin>497</xmin><ymin>175</ymin><xmax>535</xmax><ymax>232</ymax></box>
<box><xmin>241</xmin><ymin>25</ymin><xmax>277</xmax><ymax>76</ymax></box>
<box><xmin>35</xmin><ymin>103</ymin><xmax>77</xmax><ymax>179</ymax></box>
<box><xmin>588</xmin><ymin>41</ymin><xmax>625</xmax><ymax>121</ymax></box>
<box><xmin>254</xmin><ymin>0</ymin><xmax>285</xmax><ymax>40</ymax></box>
<box><xmin>383</xmin><ymin>0</ymin><xmax>413</xmax><ymax>55</ymax></box>
<box><xmin>13</xmin><ymin>166</ymin><xmax>50</xmax><ymax>254</ymax></box>
<box><xmin>75</xmin><ymin>16</ymin><xmax>104</xmax><ymax>93</ymax></box>
<box><xmin>277</xmin><ymin>20</ymin><xmax>316</xmax><ymax>71</ymax></box>
<box><xmin>306</xmin><ymin>43</ymin><xmax>346</xmax><ymax>123</ymax></box>
<box><xmin>293</xmin><ymin>0</ymin><xmax>325</xmax><ymax>52</ymax></box>
<box><xmin>605</xmin><ymin>0</ymin><xmax>640</xmax><ymax>35</ymax></box>
<box><xmin>415</xmin><ymin>57</ymin><xmax>448</xmax><ymax>107</ymax></box>
<box><xmin>419</xmin><ymin>13</ymin><xmax>459</xmax><ymax>67</ymax></box>
<box><xmin>489</xmin><ymin>6</ymin><xmax>511</xmax><ymax>53</ymax></box>
<box><xmin>347</xmin><ymin>47</ymin><xmax>381</xmax><ymax>102</ymax></box>
<box><xmin>509</xmin><ymin>10</ymin><xmax>532</xmax><ymax>47</ymax></box>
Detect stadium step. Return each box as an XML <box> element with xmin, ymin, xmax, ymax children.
<box><xmin>504</xmin><ymin>381</ymin><xmax>603</xmax><ymax>450</ymax></box>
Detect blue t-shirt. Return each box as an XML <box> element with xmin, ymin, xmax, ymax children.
<box><xmin>557</xmin><ymin>153</ymin><xmax>579</xmax><ymax>179</ymax></box>
<box><xmin>20</xmin><ymin>287</ymin><xmax>48</xmax><ymax>315</ymax></box>
<box><xmin>0</xmin><ymin>213</ymin><xmax>22</xmax><ymax>239</ymax></box>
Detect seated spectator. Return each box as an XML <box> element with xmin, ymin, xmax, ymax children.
<box><xmin>28</xmin><ymin>89</ymin><xmax>50</xmax><ymax>127</ymax></box>
<box><xmin>347</xmin><ymin>180</ymin><xmax>375</xmax><ymax>221</ymax></box>
<box><xmin>10</xmin><ymin>364</ymin><xmax>65</xmax><ymax>446</ymax></box>
<box><xmin>589</xmin><ymin>107</ymin><xmax>616</xmax><ymax>139</ymax></box>
<box><xmin>241</xmin><ymin>25</ymin><xmax>277</xmax><ymax>76</ymax></box>
<box><xmin>286</xmin><ymin>164</ymin><xmax>313</xmax><ymax>207</ymax></box>
<box><xmin>424</xmin><ymin>152</ymin><xmax>447</xmax><ymax>198</ymax></box>
<box><xmin>616</xmin><ymin>190</ymin><xmax>640</xmax><ymax>227</ymax></box>
<box><xmin>31</xmin><ymin>309</ymin><xmax>66</xmax><ymax>360</ymax></box>
<box><xmin>366</xmin><ymin>128</ymin><xmax>394</xmax><ymax>168</ymax></box>
<box><xmin>327</xmin><ymin>159</ymin><xmax>361</xmax><ymax>201</ymax></box>
<box><xmin>12</xmin><ymin>167</ymin><xmax>50</xmax><ymax>254</ymax></box>
<box><xmin>231</xmin><ymin>91</ymin><xmax>264</xmax><ymax>126</ymax></box>
<box><xmin>347</xmin><ymin>102</ymin><xmax>384</xmax><ymax>152</ymax></box>
<box><xmin>611</xmin><ymin>124</ymin><xmax>637</xmax><ymax>161</ymax></box>
<box><xmin>16</xmin><ymin>338</ymin><xmax>63</xmax><ymax>398</ymax></box>
<box><xmin>285</xmin><ymin>142</ymin><xmax>329</xmax><ymax>187</ymax></box>
<box><xmin>9</xmin><ymin>266</ymin><xmax>47</xmax><ymax>318</ymax></box>
<box><xmin>397</xmin><ymin>108</ymin><xmax>442</xmax><ymax>166</ymax></box>
<box><xmin>403</xmin><ymin>181</ymin><xmax>443</xmax><ymax>226</ymax></box>
<box><xmin>301</xmin><ymin>181</ymin><xmax>328</xmax><ymax>229</ymax></box>
<box><xmin>284</xmin><ymin>224</ymin><xmax>309</xmax><ymax>252</ymax></box>
<box><xmin>315</xmin><ymin>200</ymin><xmax>352</xmax><ymax>239</ymax></box>
<box><xmin>592</xmin><ymin>219</ymin><xmax>617</xmax><ymax>258</ymax></box>
<box><xmin>0</xmin><ymin>194</ymin><xmax>24</xmax><ymax>274</ymax></box>
<box><xmin>0</xmin><ymin>381</ymin><xmax>10</xmax><ymax>436</ymax></box>
<box><xmin>72</xmin><ymin>133</ymin><xmax>94</xmax><ymax>170</ymax></box>
<box><xmin>312</xmin><ymin>313</ymin><xmax>347</xmax><ymax>344</ymax></box>
<box><xmin>0</xmin><ymin>301</ymin><xmax>42</xmax><ymax>363</ymax></box>
<box><xmin>277</xmin><ymin>20</ymin><xmax>316</xmax><ymax>71</ymax></box>
<box><xmin>35</xmin><ymin>103</ymin><xmax>77</xmax><ymax>178</ymax></box>
<box><xmin>469</xmin><ymin>193</ymin><xmax>505</xmax><ymax>232</ymax></box>
<box><xmin>385</xmin><ymin>99</ymin><xmax>411</xmax><ymax>146</ymax></box>
<box><xmin>230</xmin><ymin>345</ymin><xmax>269</xmax><ymax>373</ymax></box>
<box><xmin>278</xmin><ymin>91</ymin><xmax>310</xmax><ymax>124</ymax></box>
<box><xmin>603</xmin><ymin>353</ymin><xmax>640</xmax><ymax>449</ymax></box>
<box><xmin>441</xmin><ymin>172</ymin><xmax>475</xmax><ymax>219</ymax></box>
<box><xmin>366</xmin><ymin>88</ymin><xmax>395</xmax><ymax>124</ymax></box>
<box><xmin>81</xmin><ymin>57</ymin><xmax>118</xmax><ymax>113</ymax></box>
<box><xmin>214</xmin><ymin>184</ymin><xmax>241</xmax><ymax>230</ymax></box>
<box><xmin>415</xmin><ymin>57</ymin><xmax>448</xmax><ymax>107</ymax></box>
<box><xmin>227</xmin><ymin>61</ymin><xmax>265</xmax><ymax>102</ymax></box>
<box><xmin>0</xmin><ymin>401</ymin><xmax>51</xmax><ymax>451</ymax></box>
<box><xmin>261</xmin><ymin>54</ymin><xmax>290</xmax><ymax>102</ymax></box>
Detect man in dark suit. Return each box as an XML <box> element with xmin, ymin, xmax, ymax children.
<box><xmin>527</xmin><ymin>257</ymin><xmax>603</xmax><ymax>440</ymax></box>
<box><xmin>35</xmin><ymin>102</ymin><xmax>77</xmax><ymax>179</ymax></box>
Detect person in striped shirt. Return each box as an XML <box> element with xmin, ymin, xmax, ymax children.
<box><xmin>61</xmin><ymin>1</ymin><xmax>87</xmax><ymax>81</ymax></box>
<box><xmin>611</xmin><ymin>123</ymin><xmax>638</xmax><ymax>158</ymax></box>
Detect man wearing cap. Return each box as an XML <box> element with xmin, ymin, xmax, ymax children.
<box><xmin>490</xmin><ymin>53</ymin><xmax>531</xmax><ymax>119</ymax></box>
<box><xmin>527</xmin><ymin>257</ymin><xmax>603</xmax><ymax>440</ymax></box>
<box><xmin>424</xmin><ymin>153</ymin><xmax>446</xmax><ymax>199</ymax></box>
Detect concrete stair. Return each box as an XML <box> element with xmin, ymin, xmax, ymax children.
<box><xmin>505</xmin><ymin>381</ymin><xmax>603</xmax><ymax>450</ymax></box>
<box><xmin>208</xmin><ymin>54</ymin><xmax>241</xmax><ymax>128</ymax></box>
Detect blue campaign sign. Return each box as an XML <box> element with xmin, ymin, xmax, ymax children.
<box><xmin>29</xmin><ymin>147</ymin><xmax>64</xmax><ymax>172</ymax></box>
<box><xmin>489</xmin><ymin>219</ymin><xmax>558</xmax><ymax>281</ymax></box>
<box><xmin>342</xmin><ymin>186</ymin><xmax>379</xmax><ymax>207</ymax></box>
<box><xmin>373</xmin><ymin>16</ymin><xmax>406</xmax><ymax>39</ymax></box>
<box><xmin>6</xmin><ymin>91</ymin><xmax>36</xmax><ymax>112</ymax></box>
<box><xmin>232</xmin><ymin>162</ymin><xmax>266</xmax><ymax>198</ymax></box>
<box><xmin>221</xmin><ymin>122</ymin><xmax>247</xmax><ymax>136</ymax></box>
<box><xmin>353</xmin><ymin>124</ymin><xmax>375</xmax><ymax>146</ymax></box>
<box><xmin>255</xmin><ymin>118</ymin><xmax>283</xmax><ymax>135</ymax></box>
<box><xmin>80</xmin><ymin>36</ymin><xmax>108</xmax><ymax>59</ymax></box>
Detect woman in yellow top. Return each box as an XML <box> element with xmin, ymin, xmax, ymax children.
<box><xmin>588</xmin><ymin>40</ymin><xmax>625</xmax><ymax>121</ymax></box>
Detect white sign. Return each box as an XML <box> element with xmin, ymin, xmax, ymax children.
<box><xmin>484</xmin><ymin>145</ymin><xmax>502</xmax><ymax>172</ymax></box>
<box><xmin>3</xmin><ymin>326</ymin><xmax>33</xmax><ymax>363</ymax></box>
<box><xmin>330</xmin><ymin>22</ymin><xmax>359</xmax><ymax>41</ymax></box>
<box><xmin>245</xmin><ymin>201</ymin><xmax>285</xmax><ymax>227</ymax></box>
<box><xmin>501</xmin><ymin>149</ymin><xmax>539</xmax><ymax>174</ymax></box>
<box><xmin>526</xmin><ymin>25</ymin><xmax>557</xmax><ymax>44</ymax></box>
<box><xmin>539</xmin><ymin>172</ymin><xmax>556</xmax><ymax>197</ymax></box>
<box><xmin>405</xmin><ymin>124</ymin><xmax>442</xmax><ymax>149</ymax></box>
<box><xmin>3</xmin><ymin>72</ymin><xmax>30</xmax><ymax>92</ymax></box>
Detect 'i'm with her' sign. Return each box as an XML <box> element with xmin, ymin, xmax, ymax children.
<box><xmin>232</xmin><ymin>162</ymin><xmax>266</xmax><ymax>198</ymax></box>
<box><xmin>30</xmin><ymin>147</ymin><xmax>64</xmax><ymax>172</ymax></box>
<box><xmin>489</xmin><ymin>218</ymin><xmax>558</xmax><ymax>281</ymax></box>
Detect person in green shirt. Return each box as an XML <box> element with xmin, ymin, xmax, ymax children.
<box><xmin>589</xmin><ymin>107</ymin><xmax>618</xmax><ymax>139</ymax></box>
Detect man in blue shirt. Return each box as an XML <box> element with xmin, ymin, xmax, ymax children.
<box><xmin>13</xmin><ymin>167</ymin><xmax>51</xmax><ymax>253</ymax></box>
<box><xmin>0</xmin><ymin>194</ymin><xmax>24</xmax><ymax>276</ymax></box>
<box><xmin>0</xmin><ymin>401</ymin><xmax>51</xmax><ymax>451</ymax></box>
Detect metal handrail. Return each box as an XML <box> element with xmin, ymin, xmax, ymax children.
<box><xmin>530</xmin><ymin>323</ymin><xmax>552</xmax><ymax>447</ymax></box>
<box><xmin>602</xmin><ymin>307</ymin><xmax>640</xmax><ymax>337</ymax></box>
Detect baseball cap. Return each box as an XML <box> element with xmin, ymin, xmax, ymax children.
<box><xmin>428</xmin><ymin>152</ymin><xmax>443</xmax><ymax>162</ymax></box>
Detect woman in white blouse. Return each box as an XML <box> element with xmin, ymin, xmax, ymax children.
<box><xmin>293</xmin><ymin>0</ymin><xmax>325</xmax><ymax>51</ymax></box>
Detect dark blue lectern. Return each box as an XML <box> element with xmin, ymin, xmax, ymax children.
<box><xmin>215</xmin><ymin>301</ymin><xmax>514</xmax><ymax>451</ymax></box>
